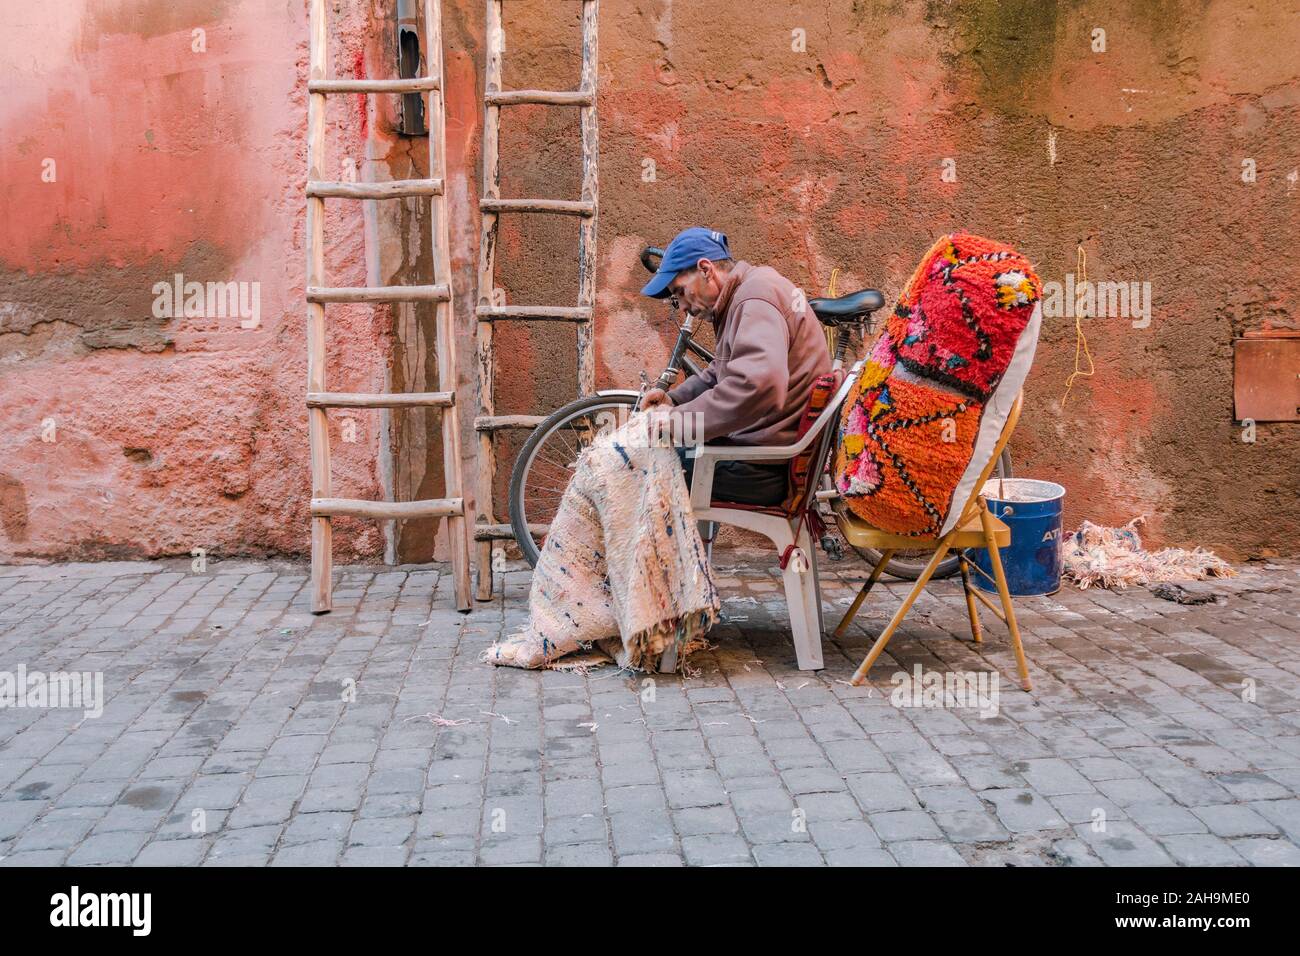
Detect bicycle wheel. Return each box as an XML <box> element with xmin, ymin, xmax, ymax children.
<box><xmin>850</xmin><ymin>448</ymin><xmax>1014</xmax><ymax>581</ymax></box>
<box><xmin>509</xmin><ymin>393</ymin><xmax>639</xmax><ymax>568</ymax></box>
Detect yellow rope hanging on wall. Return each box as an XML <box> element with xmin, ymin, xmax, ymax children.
<box><xmin>1061</xmin><ymin>245</ymin><xmax>1095</xmax><ymax>406</ymax></box>
<box><xmin>823</xmin><ymin>267</ymin><xmax>841</xmax><ymax>356</ymax></box>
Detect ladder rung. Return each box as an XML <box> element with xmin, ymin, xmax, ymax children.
<box><xmin>308</xmin><ymin>391</ymin><xmax>454</xmax><ymax>409</ymax></box>
<box><xmin>485</xmin><ymin>89</ymin><xmax>594</xmax><ymax>107</ymax></box>
<box><xmin>474</xmin><ymin>522</ymin><xmax>551</xmax><ymax>542</ymax></box>
<box><xmin>307</xmin><ymin>179</ymin><xmax>444</xmax><ymax>199</ymax></box>
<box><xmin>480</xmin><ymin>199</ymin><xmax>595</xmax><ymax>217</ymax></box>
<box><xmin>312</xmin><ymin>497</ymin><xmax>463</xmax><ymax>520</ymax></box>
<box><xmin>308</xmin><ymin>285</ymin><xmax>450</xmax><ymax>303</ymax></box>
<box><xmin>309</xmin><ymin>77</ymin><xmax>440</xmax><ymax>94</ymax></box>
<box><xmin>475</xmin><ymin>415</ymin><xmax>545</xmax><ymax>431</ymax></box>
<box><xmin>476</xmin><ymin>305</ymin><xmax>592</xmax><ymax>322</ymax></box>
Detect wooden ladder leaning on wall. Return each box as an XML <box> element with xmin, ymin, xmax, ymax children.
<box><xmin>304</xmin><ymin>0</ymin><xmax>472</xmax><ymax>613</ymax></box>
<box><xmin>473</xmin><ymin>0</ymin><xmax>600</xmax><ymax>599</ymax></box>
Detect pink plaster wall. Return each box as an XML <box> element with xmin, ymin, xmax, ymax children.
<box><xmin>1</xmin><ymin>0</ymin><xmax>389</xmax><ymax>562</ymax></box>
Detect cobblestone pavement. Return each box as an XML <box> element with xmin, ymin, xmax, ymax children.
<box><xmin>0</xmin><ymin>551</ymin><xmax>1298</xmax><ymax>867</ymax></box>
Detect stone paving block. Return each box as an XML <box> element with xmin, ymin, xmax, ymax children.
<box><xmin>1047</xmin><ymin>793</ymin><xmax>1125</xmax><ymax>827</ymax></box>
<box><xmin>914</xmin><ymin>785</ymin><xmax>984</xmax><ymax>814</ymax></box>
<box><xmin>1247</xmin><ymin>798</ymin><xmax>1300</xmax><ymax>841</ymax></box>
<box><xmin>888</xmin><ymin>840</ymin><xmax>967</xmax><ymax>866</ymax></box>
<box><xmin>283</xmin><ymin>811</ymin><xmax>353</xmax><ymax>846</ymax></box>
<box><xmin>1159</xmin><ymin>833</ymin><xmax>1246</xmax><ymax>866</ymax></box>
<box><xmin>545</xmin><ymin>842</ymin><xmax>613</xmax><ymax>866</ymax></box>
<box><xmin>348</xmin><ymin>816</ymin><xmax>415</xmax><ymax>847</ymax></box>
<box><xmin>1047</xmin><ymin>839</ymin><xmax>1103</xmax><ymax>866</ymax></box>
<box><xmin>0</xmin><ymin>850</ymin><xmax>69</xmax><ymax>866</ymax></box>
<box><xmin>610</xmin><ymin>810</ymin><xmax>676</xmax><ymax>857</ymax></box>
<box><xmin>543</xmin><ymin>778</ymin><xmax>605</xmax><ymax>818</ymax></box>
<box><xmin>951</xmin><ymin>754</ymin><xmax>1024</xmax><ymax>791</ymax></box>
<box><xmin>1072</xmin><ymin>757</ymin><xmax>1141</xmax><ymax>782</ymax></box>
<box><xmin>1189</xmin><ymin>803</ymin><xmax>1278</xmax><ymax>838</ymax></box>
<box><xmin>740</xmin><ymin>812</ymin><xmax>810</xmax><ymax>845</ymax></box>
<box><xmin>600</xmin><ymin>761</ymin><xmax>661</xmax><ymax>789</ymax></box>
<box><xmin>980</xmin><ymin>788</ymin><xmax>1068</xmax><ymax>833</ymax></box>
<box><xmin>672</xmin><ymin>805</ymin><xmax>740</xmax><ymax>837</ymax></box>
<box><xmin>681</xmin><ymin>833</ymin><xmax>752</xmax><ymax>866</ymax></box>
<box><xmin>845</xmin><ymin>772</ymin><xmax>919</xmax><ymax>813</ymax></box>
<box><xmin>375</xmin><ymin>747</ymin><xmax>433</xmax><ymax>772</ymax></box>
<box><xmin>825</xmin><ymin>846</ymin><xmax>898</xmax><ymax>866</ymax></box>
<box><xmin>67</xmin><ymin>831</ymin><xmax>149</xmax><ymax>865</ymax></box>
<box><xmin>822</xmin><ymin>739</ymin><xmax>892</xmax><ymax>773</ymax></box>
<box><xmin>1124</xmin><ymin>802</ymin><xmax>1207</xmax><ymax>836</ymax></box>
<box><xmin>12</xmin><ymin>814</ymin><xmax>96</xmax><ymax>852</ymax></box>
<box><xmin>730</xmin><ymin>787</ymin><xmax>794</xmax><ymax>815</ymax></box>
<box><xmin>342</xmin><ymin>846</ymin><xmax>410</xmax><ymax>866</ymax></box>
<box><xmin>0</xmin><ymin>802</ymin><xmax>49</xmax><ymax>840</ymax></box>
<box><xmin>1073</xmin><ymin>822</ymin><xmax>1175</xmax><ymax>866</ymax></box>
<box><xmin>1094</xmin><ymin>776</ymin><xmax>1172</xmax><ymax>807</ymax></box>
<box><xmin>1229</xmin><ymin>837</ymin><xmax>1300</xmax><ymax>866</ymax></box>
<box><xmin>545</xmin><ymin>813</ymin><xmax>607</xmax><ymax>846</ymax></box>
<box><xmin>753</xmin><ymin>842</ymin><xmax>824</xmax><ymax>866</ymax></box>
<box><xmin>763</xmin><ymin>735</ymin><xmax>831</xmax><ymax>771</ymax></box>
<box><xmin>1017</xmin><ymin>758</ymin><xmax>1095</xmax><ymax>796</ymax></box>
<box><xmin>809</xmin><ymin>818</ymin><xmax>881</xmax><ymax>851</ymax></box>
<box><xmin>481</xmin><ymin>795</ymin><xmax>543</xmax><ymax>836</ymax></box>
<box><xmin>297</xmin><ymin>786</ymin><xmax>362</xmax><ymax>814</ymax></box>
<box><xmin>869</xmin><ymin>809</ymin><xmax>943</xmax><ymax>842</ymax></box>
<box><xmin>616</xmin><ymin>853</ymin><xmax>683</xmax><ymax>867</ymax></box>
<box><xmin>136</xmin><ymin>839</ymin><xmax>211</xmax><ymax>866</ymax></box>
<box><xmin>409</xmin><ymin>845</ymin><xmax>476</xmax><ymax>866</ymax></box>
<box><xmin>603</xmin><ymin>784</ymin><xmax>666</xmax><ymax>814</ymax></box>
<box><xmin>934</xmin><ymin>810</ymin><xmax>1011</xmax><ymax>843</ymax></box>
<box><xmin>662</xmin><ymin>769</ymin><xmax>728</xmax><ymax>809</ymax></box>
<box><xmin>793</xmin><ymin>791</ymin><xmax>862</xmax><ymax>823</ymax></box>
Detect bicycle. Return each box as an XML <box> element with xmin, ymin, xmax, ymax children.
<box><xmin>506</xmin><ymin>246</ymin><xmax>1011</xmax><ymax>581</ymax></box>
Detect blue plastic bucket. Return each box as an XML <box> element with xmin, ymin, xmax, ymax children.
<box><xmin>968</xmin><ymin>478</ymin><xmax>1065</xmax><ymax>596</ymax></box>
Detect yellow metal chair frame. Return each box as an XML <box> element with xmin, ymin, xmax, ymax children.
<box><xmin>832</xmin><ymin>393</ymin><xmax>1032</xmax><ymax>691</ymax></box>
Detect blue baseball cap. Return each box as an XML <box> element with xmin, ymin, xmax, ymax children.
<box><xmin>641</xmin><ymin>227</ymin><xmax>732</xmax><ymax>298</ymax></box>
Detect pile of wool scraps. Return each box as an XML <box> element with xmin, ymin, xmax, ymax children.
<box><xmin>485</xmin><ymin>410</ymin><xmax>720</xmax><ymax>671</ymax></box>
<box><xmin>1063</xmin><ymin>516</ymin><xmax>1236</xmax><ymax>590</ymax></box>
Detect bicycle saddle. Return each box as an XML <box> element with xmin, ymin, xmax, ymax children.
<box><xmin>808</xmin><ymin>289</ymin><xmax>885</xmax><ymax>323</ymax></box>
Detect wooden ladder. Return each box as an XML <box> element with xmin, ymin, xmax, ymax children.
<box><xmin>305</xmin><ymin>0</ymin><xmax>472</xmax><ymax>613</ymax></box>
<box><xmin>474</xmin><ymin>0</ymin><xmax>599</xmax><ymax>599</ymax></box>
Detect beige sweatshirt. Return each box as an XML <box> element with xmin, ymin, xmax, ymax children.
<box><xmin>667</xmin><ymin>261</ymin><xmax>832</xmax><ymax>446</ymax></box>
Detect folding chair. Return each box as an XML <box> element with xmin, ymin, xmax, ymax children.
<box><xmin>658</xmin><ymin>361</ymin><xmax>864</xmax><ymax>673</ymax></box>
<box><xmin>831</xmin><ymin>392</ymin><xmax>1032</xmax><ymax>691</ymax></box>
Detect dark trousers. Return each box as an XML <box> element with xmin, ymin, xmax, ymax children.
<box><xmin>675</xmin><ymin>445</ymin><xmax>788</xmax><ymax>507</ymax></box>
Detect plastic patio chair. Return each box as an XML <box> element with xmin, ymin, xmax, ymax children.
<box><xmin>659</xmin><ymin>360</ymin><xmax>864</xmax><ymax>673</ymax></box>
<box><xmin>831</xmin><ymin>392</ymin><xmax>1032</xmax><ymax>691</ymax></box>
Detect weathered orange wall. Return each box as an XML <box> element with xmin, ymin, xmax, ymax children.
<box><xmin>0</xmin><ymin>0</ymin><xmax>437</xmax><ymax>563</ymax></box>
<box><xmin>2</xmin><ymin>0</ymin><xmax>1297</xmax><ymax>565</ymax></box>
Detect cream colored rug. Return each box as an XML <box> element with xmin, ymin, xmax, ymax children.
<box><xmin>485</xmin><ymin>411</ymin><xmax>720</xmax><ymax>671</ymax></box>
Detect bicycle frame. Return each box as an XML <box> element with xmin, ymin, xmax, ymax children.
<box><xmin>639</xmin><ymin>302</ymin><xmax>714</xmax><ymax>401</ymax></box>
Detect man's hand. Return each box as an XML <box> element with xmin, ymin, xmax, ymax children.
<box><xmin>639</xmin><ymin>387</ymin><xmax>672</xmax><ymax>411</ymax></box>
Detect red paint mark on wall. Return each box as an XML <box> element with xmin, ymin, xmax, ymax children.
<box><xmin>354</xmin><ymin>50</ymin><xmax>368</xmax><ymax>138</ymax></box>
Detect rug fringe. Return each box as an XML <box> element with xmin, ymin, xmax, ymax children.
<box><xmin>1064</xmin><ymin>516</ymin><xmax>1237</xmax><ymax>590</ymax></box>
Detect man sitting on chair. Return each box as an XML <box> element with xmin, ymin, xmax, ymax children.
<box><xmin>639</xmin><ymin>227</ymin><xmax>832</xmax><ymax>507</ymax></box>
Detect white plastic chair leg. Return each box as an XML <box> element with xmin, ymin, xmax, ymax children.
<box><xmin>798</xmin><ymin>521</ymin><xmax>825</xmax><ymax>637</ymax></box>
<box><xmin>697</xmin><ymin>519</ymin><xmax>717</xmax><ymax>566</ymax></box>
<box><xmin>774</xmin><ymin>523</ymin><xmax>823</xmax><ymax>672</ymax></box>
